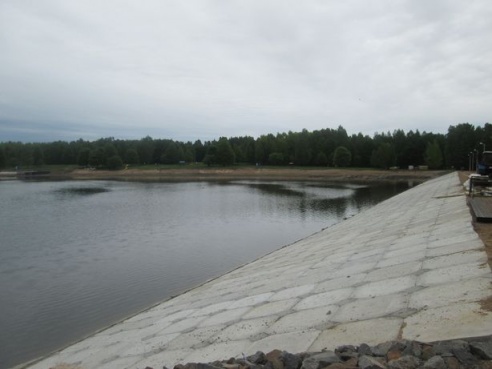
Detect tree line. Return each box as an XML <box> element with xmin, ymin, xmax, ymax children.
<box><xmin>0</xmin><ymin>123</ymin><xmax>490</xmax><ymax>170</ymax></box>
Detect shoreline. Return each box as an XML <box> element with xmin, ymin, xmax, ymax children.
<box><xmin>4</xmin><ymin>167</ymin><xmax>450</xmax><ymax>183</ymax></box>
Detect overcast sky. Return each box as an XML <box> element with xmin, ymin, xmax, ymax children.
<box><xmin>1</xmin><ymin>1</ymin><xmax>491</xmax><ymax>143</ymax></box>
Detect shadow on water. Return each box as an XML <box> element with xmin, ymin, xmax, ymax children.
<box><xmin>240</xmin><ymin>182</ymin><xmax>306</xmax><ymax>197</ymax></box>
<box><xmin>55</xmin><ymin>187</ymin><xmax>110</xmax><ymax>195</ymax></box>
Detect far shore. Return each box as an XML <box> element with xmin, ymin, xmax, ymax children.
<box><xmin>16</xmin><ymin>166</ymin><xmax>452</xmax><ymax>182</ymax></box>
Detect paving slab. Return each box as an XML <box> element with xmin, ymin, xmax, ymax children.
<box><xmin>402</xmin><ymin>302</ymin><xmax>492</xmax><ymax>342</ymax></box>
<box><xmin>24</xmin><ymin>173</ymin><xmax>492</xmax><ymax>369</ymax></box>
<box><xmin>309</xmin><ymin>317</ymin><xmax>403</xmax><ymax>351</ymax></box>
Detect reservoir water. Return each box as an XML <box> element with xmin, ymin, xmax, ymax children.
<box><xmin>0</xmin><ymin>179</ymin><xmax>413</xmax><ymax>368</ymax></box>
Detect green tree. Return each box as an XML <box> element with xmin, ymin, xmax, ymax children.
<box><xmin>445</xmin><ymin>123</ymin><xmax>476</xmax><ymax>169</ymax></box>
<box><xmin>193</xmin><ymin>140</ymin><xmax>206</xmax><ymax>162</ymax></box>
<box><xmin>294</xmin><ymin>130</ymin><xmax>312</xmax><ymax>166</ymax></box>
<box><xmin>350</xmin><ymin>133</ymin><xmax>373</xmax><ymax>167</ymax></box>
<box><xmin>32</xmin><ymin>146</ymin><xmax>44</xmax><ymax>166</ymax></box>
<box><xmin>104</xmin><ymin>143</ymin><xmax>117</xmax><ymax>164</ymax></box>
<box><xmin>77</xmin><ymin>148</ymin><xmax>91</xmax><ymax>166</ymax></box>
<box><xmin>161</xmin><ymin>142</ymin><xmax>184</xmax><ymax>164</ymax></box>
<box><xmin>137</xmin><ymin>136</ymin><xmax>154</xmax><ymax>164</ymax></box>
<box><xmin>203</xmin><ymin>145</ymin><xmax>217</xmax><ymax>166</ymax></box>
<box><xmin>88</xmin><ymin>148</ymin><xmax>105</xmax><ymax>167</ymax></box>
<box><xmin>125</xmin><ymin>148</ymin><xmax>140</xmax><ymax>165</ymax></box>
<box><xmin>268</xmin><ymin>152</ymin><xmax>285</xmax><ymax>165</ymax></box>
<box><xmin>255</xmin><ymin>136</ymin><xmax>271</xmax><ymax>164</ymax></box>
<box><xmin>106</xmin><ymin>155</ymin><xmax>124</xmax><ymax>170</ymax></box>
<box><xmin>314</xmin><ymin>152</ymin><xmax>328</xmax><ymax>166</ymax></box>
<box><xmin>0</xmin><ymin>147</ymin><xmax>6</xmax><ymax>168</ymax></box>
<box><xmin>333</xmin><ymin>146</ymin><xmax>352</xmax><ymax>167</ymax></box>
<box><xmin>425</xmin><ymin>140</ymin><xmax>443</xmax><ymax>169</ymax></box>
<box><xmin>371</xmin><ymin>143</ymin><xmax>396</xmax><ymax>169</ymax></box>
<box><xmin>215</xmin><ymin>137</ymin><xmax>235</xmax><ymax>166</ymax></box>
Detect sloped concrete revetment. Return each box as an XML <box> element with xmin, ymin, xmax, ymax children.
<box><xmin>25</xmin><ymin>172</ymin><xmax>492</xmax><ymax>369</ymax></box>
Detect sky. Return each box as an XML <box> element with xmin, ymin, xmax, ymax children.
<box><xmin>0</xmin><ymin>1</ymin><xmax>491</xmax><ymax>143</ymax></box>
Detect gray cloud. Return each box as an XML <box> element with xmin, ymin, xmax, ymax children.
<box><xmin>1</xmin><ymin>0</ymin><xmax>491</xmax><ymax>142</ymax></box>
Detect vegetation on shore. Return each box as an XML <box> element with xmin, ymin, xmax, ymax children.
<box><xmin>0</xmin><ymin>122</ymin><xmax>489</xmax><ymax>172</ymax></box>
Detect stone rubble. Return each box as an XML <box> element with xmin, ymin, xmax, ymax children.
<box><xmin>161</xmin><ymin>338</ymin><xmax>492</xmax><ymax>369</ymax></box>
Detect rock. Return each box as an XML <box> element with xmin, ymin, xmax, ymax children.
<box><xmin>185</xmin><ymin>364</ymin><xmax>223</xmax><ymax>369</ymax></box>
<box><xmin>422</xmin><ymin>356</ymin><xmax>446</xmax><ymax>369</ymax></box>
<box><xmin>387</xmin><ymin>355</ymin><xmax>421</xmax><ymax>369</ymax></box>
<box><xmin>371</xmin><ymin>342</ymin><xmax>394</xmax><ymax>357</ymax></box>
<box><xmin>359</xmin><ymin>344</ymin><xmax>373</xmax><ymax>356</ymax></box>
<box><xmin>266</xmin><ymin>350</ymin><xmax>284</xmax><ymax>369</ymax></box>
<box><xmin>247</xmin><ymin>352</ymin><xmax>267</xmax><ymax>365</ymax></box>
<box><xmin>452</xmin><ymin>347</ymin><xmax>479</xmax><ymax>367</ymax></box>
<box><xmin>470</xmin><ymin>341</ymin><xmax>492</xmax><ymax>360</ymax></box>
<box><xmin>280</xmin><ymin>351</ymin><xmax>302</xmax><ymax>369</ymax></box>
<box><xmin>443</xmin><ymin>357</ymin><xmax>460</xmax><ymax>369</ymax></box>
<box><xmin>168</xmin><ymin>338</ymin><xmax>492</xmax><ymax>369</ymax></box>
<box><xmin>421</xmin><ymin>345</ymin><xmax>434</xmax><ymax>361</ymax></box>
<box><xmin>222</xmin><ymin>365</ymin><xmax>240</xmax><ymax>369</ymax></box>
<box><xmin>336</xmin><ymin>345</ymin><xmax>358</xmax><ymax>360</ymax></box>
<box><xmin>358</xmin><ymin>355</ymin><xmax>387</xmax><ymax>369</ymax></box>
<box><xmin>386</xmin><ymin>350</ymin><xmax>401</xmax><ymax>362</ymax></box>
<box><xmin>433</xmin><ymin>340</ymin><xmax>469</xmax><ymax>356</ymax></box>
<box><xmin>301</xmin><ymin>352</ymin><xmax>341</xmax><ymax>369</ymax></box>
<box><xmin>402</xmin><ymin>342</ymin><xmax>422</xmax><ymax>359</ymax></box>
<box><xmin>336</xmin><ymin>345</ymin><xmax>357</xmax><ymax>353</ymax></box>
<box><xmin>324</xmin><ymin>358</ymin><xmax>358</xmax><ymax>369</ymax></box>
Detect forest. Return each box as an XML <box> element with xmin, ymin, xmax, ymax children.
<box><xmin>0</xmin><ymin>123</ymin><xmax>490</xmax><ymax>171</ymax></box>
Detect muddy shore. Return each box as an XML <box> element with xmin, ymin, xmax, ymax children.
<box><xmin>60</xmin><ymin>167</ymin><xmax>448</xmax><ymax>183</ymax></box>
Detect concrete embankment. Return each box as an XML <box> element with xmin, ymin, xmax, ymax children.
<box><xmin>25</xmin><ymin>172</ymin><xmax>492</xmax><ymax>369</ymax></box>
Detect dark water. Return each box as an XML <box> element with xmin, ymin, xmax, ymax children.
<box><xmin>0</xmin><ymin>179</ymin><xmax>413</xmax><ymax>368</ymax></box>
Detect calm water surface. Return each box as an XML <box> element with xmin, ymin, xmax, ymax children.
<box><xmin>0</xmin><ymin>179</ymin><xmax>413</xmax><ymax>368</ymax></box>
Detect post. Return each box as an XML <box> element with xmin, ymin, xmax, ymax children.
<box><xmin>475</xmin><ymin>149</ymin><xmax>478</xmax><ymax>172</ymax></box>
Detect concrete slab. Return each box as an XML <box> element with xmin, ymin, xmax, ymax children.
<box><xmin>133</xmin><ymin>349</ymin><xmax>193</xmax><ymax>369</ymax></box>
<box><xmin>183</xmin><ymin>340</ymin><xmax>251</xmax><ymax>363</ymax></box>
<box><xmin>211</xmin><ymin>316</ymin><xmax>278</xmax><ymax>342</ymax></box>
<box><xmin>422</xmin><ymin>250</ymin><xmax>488</xmax><ymax>269</ymax></box>
<box><xmin>166</xmin><ymin>325</ymin><xmax>225</xmax><ymax>350</ymax></box>
<box><xmin>243</xmin><ymin>299</ymin><xmax>299</xmax><ymax>319</ymax></box>
<box><xmin>331</xmin><ymin>293</ymin><xmax>409</xmax><ymax>323</ymax></box>
<box><xmin>294</xmin><ymin>288</ymin><xmax>353</xmax><ymax>310</ymax></box>
<box><xmin>227</xmin><ymin>293</ymin><xmax>275</xmax><ymax>309</ymax></box>
<box><xmin>402</xmin><ymin>302</ymin><xmax>492</xmax><ymax>342</ymax></box>
<box><xmin>199</xmin><ymin>307</ymin><xmax>251</xmax><ymax>328</ymax></box>
<box><xmin>365</xmin><ymin>261</ymin><xmax>422</xmax><ymax>282</ymax></box>
<box><xmin>269</xmin><ymin>284</ymin><xmax>315</xmax><ymax>301</ymax></box>
<box><xmin>352</xmin><ymin>275</ymin><xmax>417</xmax><ymax>299</ymax></box>
<box><xmin>246</xmin><ymin>330</ymin><xmax>321</xmax><ymax>355</ymax></box>
<box><xmin>417</xmin><ymin>262</ymin><xmax>491</xmax><ymax>286</ymax></box>
<box><xmin>309</xmin><ymin>317</ymin><xmax>403</xmax><ymax>351</ymax></box>
<box><xmin>409</xmin><ymin>277</ymin><xmax>492</xmax><ymax>309</ymax></box>
<box><xmin>314</xmin><ymin>273</ymin><xmax>367</xmax><ymax>293</ymax></box>
<box><xmin>266</xmin><ymin>306</ymin><xmax>337</xmax><ymax>334</ymax></box>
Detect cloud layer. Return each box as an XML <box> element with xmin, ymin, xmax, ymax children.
<box><xmin>1</xmin><ymin>0</ymin><xmax>491</xmax><ymax>142</ymax></box>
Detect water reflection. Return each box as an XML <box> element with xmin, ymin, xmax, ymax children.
<box><xmin>55</xmin><ymin>187</ymin><xmax>110</xmax><ymax>195</ymax></box>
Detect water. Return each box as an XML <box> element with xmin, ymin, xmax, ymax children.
<box><xmin>0</xmin><ymin>179</ymin><xmax>413</xmax><ymax>368</ymax></box>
